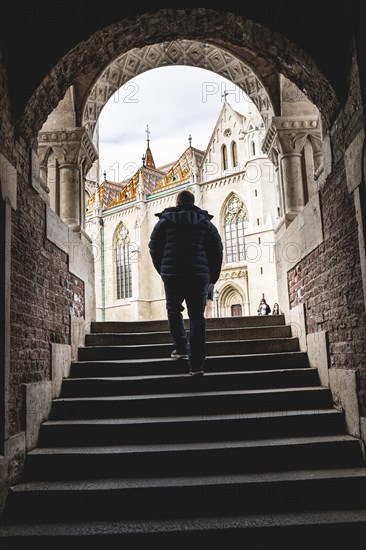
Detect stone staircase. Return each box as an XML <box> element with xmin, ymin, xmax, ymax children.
<box><xmin>1</xmin><ymin>315</ymin><xmax>365</xmax><ymax>549</ymax></box>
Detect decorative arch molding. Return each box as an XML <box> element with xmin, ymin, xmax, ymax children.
<box><xmin>220</xmin><ymin>193</ymin><xmax>249</xmax><ymax>233</ymax></box>
<box><xmin>219</xmin><ymin>282</ymin><xmax>246</xmax><ymax>303</ymax></box>
<box><xmin>218</xmin><ymin>282</ymin><xmax>247</xmax><ymax>317</ymax></box>
<box><xmin>113</xmin><ymin>221</ymin><xmax>134</xmax><ymax>250</ymax></box>
<box><xmin>220</xmin><ymin>192</ymin><xmax>248</xmax><ymax>224</ymax></box>
<box><xmin>82</xmin><ymin>40</ymin><xmax>274</xmax><ymax>136</ymax></box>
<box><xmin>19</xmin><ymin>8</ymin><xmax>338</xmax><ymax>144</ymax></box>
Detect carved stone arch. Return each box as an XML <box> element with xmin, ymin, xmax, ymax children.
<box><xmin>113</xmin><ymin>221</ymin><xmax>130</xmax><ymax>246</ymax></box>
<box><xmin>219</xmin><ymin>282</ymin><xmax>246</xmax><ymax>317</ymax></box>
<box><xmin>81</xmin><ymin>39</ymin><xmax>276</xmax><ymax>138</ymax></box>
<box><xmin>18</xmin><ymin>8</ymin><xmax>340</xmax><ymax>145</ymax></box>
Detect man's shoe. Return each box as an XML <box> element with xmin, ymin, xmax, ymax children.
<box><xmin>171</xmin><ymin>350</ymin><xmax>188</xmax><ymax>360</ymax></box>
<box><xmin>189</xmin><ymin>366</ymin><xmax>204</xmax><ymax>376</ymax></box>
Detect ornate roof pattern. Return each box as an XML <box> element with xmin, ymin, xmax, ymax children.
<box><xmin>106</xmin><ymin>166</ymin><xmax>165</xmax><ymax>209</ymax></box>
<box><xmin>152</xmin><ymin>147</ymin><xmax>204</xmax><ymax>193</ymax></box>
<box><xmin>143</xmin><ymin>166</ymin><xmax>165</xmax><ymax>194</ymax></box>
<box><xmin>85</xmin><ymin>101</ymin><xmax>248</xmax><ymax>215</ymax></box>
<box><xmin>107</xmin><ymin>171</ymin><xmax>140</xmax><ymax>208</ymax></box>
<box><xmin>85</xmin><ymin>180</ymin><xmax>125</xmax><ymax>214</ymax></box>
<box><xmin>91</xmin><ymin>146</ymin><xmax>205</xmax><ymax>212</ymax></box>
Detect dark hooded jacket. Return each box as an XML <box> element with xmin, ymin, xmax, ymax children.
<box><xmin>148</xmin><ymin>204</ymin><xmax>223</xmax><ymax>283</ymax></box>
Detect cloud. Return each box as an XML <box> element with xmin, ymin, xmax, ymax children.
<box><xmin>98</xmin><ymin>66</ymin><xmax>252</xmax><ymax>182</ymax></box>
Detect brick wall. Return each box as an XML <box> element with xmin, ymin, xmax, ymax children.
<box><xmin>0</xmin><ymin>49</ymin><xmax>86</xmax><ymax>439</ymax></box>
<box><xmin>288</xmin><ymin>159</ymin><xmax>366</xmax><ymax>415</ymax></box>
<box><xmin>10</xmin><ymin>174</ymin><xmax>84</xmax><ymax>436</ymax></box>
<box><xmin>0</xmin><ymin>50</ymin><xmax>15</xmax><ymax>163</ymax></box>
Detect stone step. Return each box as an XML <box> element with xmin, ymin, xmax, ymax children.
<box><xmin>91</xmin><ymin>315</ymin><xmax>286</xmax><ymax>333</ymax></box>
<box><xmin>1</xmin><ymin>509</ymin><xmax>365</xmax><ymax>550</ymax></box>
<box><xmin>38</xmin><ymin>409</ymin><xmax>346</xmax><ymax>447</ymax></box>
<box><xmin>60</xmin><ymin>368</ymin><xmax>319</xmax><ymax>398</ymax></box>
<box><xmin>5</xmin><ymin>469</ymin><xmax>366</xmax><ymax>524</ymax></box>
<box><xmin>85</xmin><ymin>325</ymin><xmax>292</xmax><ymax>346</ymax></box>
<box><xmin>70</xmin><ymin>352</ymin><xmax>310</xmax><ymax>378</ymax></box>
<box><xmin>78</xmin><ymin>338</ymin><xmax>300</xmax><ymax>361</ymax></box>
<box><xmin>23</xmin><ymin>436</ymin><xmax>364</xmax><ymax>481</ymax></box>
<box><xmin>50</xmin><ymin>387</ymin><xmax>334</xmax><ymax>421</ymax></box>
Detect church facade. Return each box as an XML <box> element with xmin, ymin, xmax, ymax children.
<box><xmin>86</xmin><ymin>100</ymin><xmax>279</xmax><ymax>321</ymax></box>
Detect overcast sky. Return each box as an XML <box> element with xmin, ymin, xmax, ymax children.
<box><xmin>98</xmin><ymin>66</ymin><xmax>253</xmax><ymax>183</ymax></box>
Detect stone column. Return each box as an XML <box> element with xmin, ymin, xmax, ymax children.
<box><xmin>46</xmin><ymin>156</ymin><xmax>58</xmax><ymax>214</ymax></box>
<box><xmin>38</xmin><ymin>128</ymin><xmax>98</xmax><ymax>230</ymax></box>
<box><xmin>59</xmin><ymin>163</ymin><xmax>80</xmax><ymax>230</ymax></box>
<box><xmin>262</xmin><ymin>116</ymin><xmax>322</xmax><ymax>223</ymax></box>
<box><xmin>281</xmin><ymin>152</ymin><xmax>304</xmax><ymax>220</ymax></box>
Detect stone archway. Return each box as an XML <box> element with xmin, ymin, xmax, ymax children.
<box><xmin>33</xmin><ymin>8</ymin><xmax>325</xmax><ymax>243</ymax></box>
<box><xmin>218</xmin><ymin>283</ymin><xmax>247</xmax><ymax>317</ymax></box>
<box><xmin>2</xmin><ymin>3</ymin><xmax>365</xmax><ymax>506</ymax></box>
<box><xmin>82</xmin><ymin>40</ymin><xmax>274</xmax><ymax>137</ymax></box>
<box><xmin>34</xmin><ymin>5</ymin><xmax>327</xmax><ymax>333</ymax></box>
<box><xmin>19</xmin><ymin>8</ymin><xmax>339</xmax><ymax>144</ymax></box>
<box><xmin>35</xmin><ymin>6</ymin><xmax>325</xmax><ymax>328</ymax></box>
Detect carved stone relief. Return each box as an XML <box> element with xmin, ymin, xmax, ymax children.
<box><xmin>83</xmin><ymin>40</ymin><xmax>274</xmax><ymax>135</ymax></box>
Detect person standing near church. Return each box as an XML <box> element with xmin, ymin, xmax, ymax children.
<box><xmin>257</xmin><ymin>298</ymin><xmax>271</xmax><ymax>315</ymax></box>
<box><xmin>149</xmin><ymin>190</ymin><xmax>223</xmax><ymax>376</ymax></box>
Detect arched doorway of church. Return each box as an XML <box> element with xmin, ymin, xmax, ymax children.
<box><xmin>217</xmin><ymin>284</ymin><xmax>248</xmax><ymax>318</ymax></box>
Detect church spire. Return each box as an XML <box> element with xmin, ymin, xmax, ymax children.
<box><xmin>144</xmin><ymin>124</ymin><xmax>156</xmax><ymax>169</ymax></box>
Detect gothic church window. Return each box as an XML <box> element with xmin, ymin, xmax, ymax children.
<box><xmin>231</xmin><ymin>141</ymin><xmax>238</xmax><ymax>167</ymax></box>
<box><xmin>115</xmin><ymin>223</ymin><xmax>132</xmax><ymax>299</ymax></box>
<box><xmin>250</xmin><ymin>140</ymin><xmax>256</xmax><ymax>156</ymax></box>
<box><xmin>224</xmin><ymin>197</ymin><xmax>248</xmax><ymax>263</ymax></box>
<box><xmin>222</xmin><ymin>145</ymin><xmax>228</xmax><ymax>171</ymax></box>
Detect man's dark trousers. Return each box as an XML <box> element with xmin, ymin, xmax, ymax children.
<box><xmin>163</xmin><ymin>275</ymin><xmax>210</xmax><ymax>369</ymax></box>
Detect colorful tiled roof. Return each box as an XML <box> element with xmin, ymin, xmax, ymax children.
<box><xmin>107</xmin><ymin>171</ymin><xmax>140</xmax><ymax>208</ymax></box>
<box><xmin>106</xmin><ymin>166</ymin><xmax>165</xmax><ymax>209</ymax></box>
<box><xmin>86</xmin><ymin>142</ymin><xmax>205</xmax><ymax>214</ymax></box>
<box><xmin>85</xmin><ymin>180</ymin><xmax>125</xmax><ymax>214</ymax></box>
<box><xmin>151</xmin><ymin>147</ymin><xmax>204</xmax><ymax>194</ymax></box>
